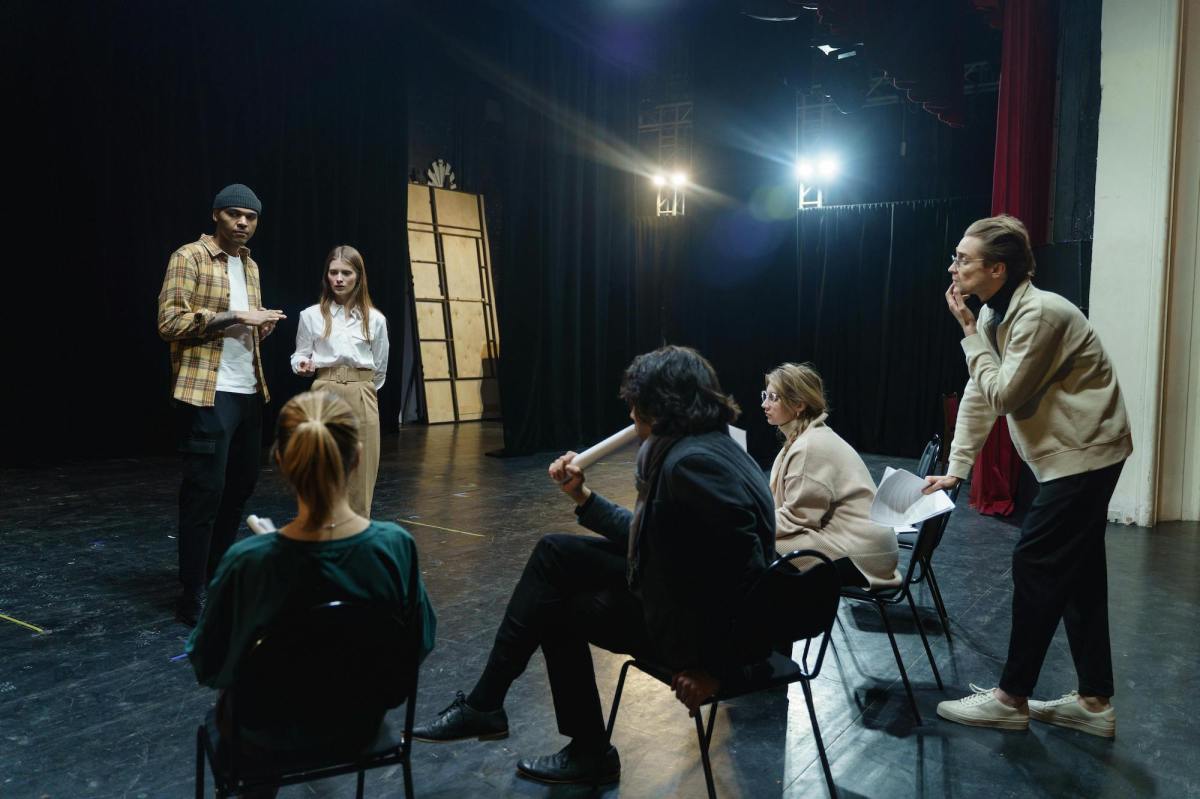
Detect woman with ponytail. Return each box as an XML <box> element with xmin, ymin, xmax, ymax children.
<box><xmin>291</xmin><ymin>245</ymin><xmax>388</xmax><ymax>516</ymax></box>
<box><xmin>186</xmin><ymin>390</ymin><xmax>436</xmax><ymax>748</ymax></box>
<box><xmin>762</xmin><ymin>363</ymin><xmax>901</xmax><ymax>589</ymax></box>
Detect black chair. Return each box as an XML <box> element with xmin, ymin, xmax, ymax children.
<box><xmin>840</xmin><ymin>485</ymin><xmax>960</xmax><ymax>724</ymax></box>
<box><xmin>195</xmin><ymin>556</ymin><xmax>424</xmax><ymax>798</ymax></box>
<box><xmin>914</xmin><ymin>434</ymin><xmax>941</xmax><ymax>479</ymax></box>
<box><xmin>898</xmin><ymin>434</ymin><xmax>952</xmax><ymax>637</ymax></box>
<box><xmin>604</xmin><ymin>550</ymin><xmax>842</xmax><ymax>799</ymax></box>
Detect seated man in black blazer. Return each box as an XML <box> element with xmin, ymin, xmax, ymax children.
<box><xmin>413</xmin><ymin>346</ymin><xmax>776</xmax><ymax>785</ymax></box>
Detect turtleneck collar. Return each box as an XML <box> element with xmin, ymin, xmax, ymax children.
<box><xmin>985</xmin><ymin>276</ymin><xmax>1020</xmax><ymax>323</ymax></box>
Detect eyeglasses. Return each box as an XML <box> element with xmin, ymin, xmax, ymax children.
<box><xmin>761</xmin><ymin>391</ymin><xmax>781</xmax><ymax>403</ymax></box>
<box><xmin>949</xmin><ymin>254</ymin><xmax>986</xmax><ymax>267</ymax></box>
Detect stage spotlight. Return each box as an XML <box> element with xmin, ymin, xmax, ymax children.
<box><xmin>671</xmin><ymin>171</ymin><xmax>687</xmax><ymax>187</ymax></box>
<box><xmin>817</xmin><ymin>156</ymin><xmax>840</xmax><ymax>179</ymax></box>
<box><xmin>795</xmin><ymin>160</ymin><xmax>814</xmax><ymax>181</ymax></box>
<box><xmin>652</xmin><ymin>174</ymin><xmax>666</xmax><ymax>187</ymax></box>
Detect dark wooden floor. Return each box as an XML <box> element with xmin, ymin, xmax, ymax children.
<box><xmin>2</xmin><ymin>421</ymin><xmax>1198</xmax><ymax>798</ymax></box>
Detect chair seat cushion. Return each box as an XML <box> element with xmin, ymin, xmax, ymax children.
<box><xmin>203</xmin><ymin>708</ymin><xmax>403</xmax><ymax>782</ymax></box>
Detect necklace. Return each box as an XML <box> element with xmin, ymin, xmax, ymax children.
<box><xmin>324</xmin><ymin>514</ymin><xmax>357</xmax><ymax>529</ymax></box>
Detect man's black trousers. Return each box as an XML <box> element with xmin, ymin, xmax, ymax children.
<box><xmin>176</xmin><ymin>391</ymin><xmax>262</xmax><ymax>596</ymax></box>
<box><xmin>999</xmin><ymin>460</ymin><xmax>1124</xmax><ymax>698</ymax></box>
<box><xmin>477</xmin><ymin>533</ymin><xmax>653</xmax><ymax>741</ymax></box>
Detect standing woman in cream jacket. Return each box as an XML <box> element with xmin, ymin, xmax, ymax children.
<box><xmin>763</xmin><ymin>363</ymin><xmax>901</xmax><ymax>589</ymax></box>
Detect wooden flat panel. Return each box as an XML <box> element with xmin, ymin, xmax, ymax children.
<box><xmin>408</xmin><ymin>184</ymin><xmax>433</xmax><ymax>224</ymax></box>
<box><xmin>433</xmin><ymin>187</ymin><xmax>480</xmax><ymax>229</ymax></box>
<box><xmin>449</xmin><ymin>301</ymin><xmax>487</xmax><ymax>378</ymax></box>
<box><xmin>408</xmin><ymin>230</ymin><xmax>438</xmax><ymax>263</ymax></box>
<box><xmin>424</xmin><ymin>380</ymin><xmax>456</xmax><ymax>423</ymax></box>
<box><xmin>443</xmin><ymin>235</ymin><xmax>483</xmax><ymax>300</ymax></box>
<box><xmin>420</xmin><ymin>341</ymin><xmax>450</xmax><ymax>379</ymax></box>
<box><xmin>454</xmin><ymin>379</ymin><xmax>484</xmax><ymax>420</ymax></box>
<box><xmin>412</xmin><ymin>262</ymin><xmax>442</xmax><ymax>299</ymax></box>
<box><xmin>416</xmin><ymin>301</ymin><xmax>446</xmax><ymax>340</ymax></box>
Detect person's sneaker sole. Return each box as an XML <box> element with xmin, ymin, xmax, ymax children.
<box><xmin>1029</xmin><ymin>708</ymin><xmax>1115</xmax><ymax>738</ymax></box>
<box><xmin>936</xmin><ymin>706</ymin><xmax>1029</xmax><ymax>731</ymax></box>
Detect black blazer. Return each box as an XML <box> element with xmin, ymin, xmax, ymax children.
<box><xmin>577</xmin><ymin>429</ymin><xmax>776</xmax><ymax>677</ymax></box>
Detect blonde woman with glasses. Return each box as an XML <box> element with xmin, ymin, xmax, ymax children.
<box><xmin>761</xmin><ymin>363</ymin><xmax>901</xmax><ymax>589</ymax></box>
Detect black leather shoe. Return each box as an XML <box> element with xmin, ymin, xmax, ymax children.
<box><xmin>516</xmin><ymin>741</ymin><xmax>621</xmax><ymax>785</ymax></box>
<box><xmin>412</xmin><ymin>692</ymin><xmax>509</xmax><ymax>742</ymax></box>
<box><xmin>175</xmin><ymin>591</ymin><xmax>206</xmax><ymax>627</ymax></box>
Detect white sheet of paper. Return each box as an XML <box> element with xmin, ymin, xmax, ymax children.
<box><xmin>571</xmin><ymin>425</ymin><xmax>639</xmax><ymax>471</ymax></box>
<box><xmin>871</xmin><ymin>467</ymin><xmax>955</xmax><ymax>528</ymax></box>
<box><xmin>728</xmin><ymin>424</ymin><xmax>747</xmax><ymax>451</ymax></box>
<box><xmin>247</xmin><ymin>514</ymin><xmax>277</xmax><ymax>534</ymax></box>
<box><xmin>880</xmin><ymin>467</ymin><xmax>919</xmax><ymax>532</ymax></box>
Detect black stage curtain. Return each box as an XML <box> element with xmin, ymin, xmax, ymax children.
<box><xmin>2</xmin><ymin>1</ymin><xmax>412</xmax><ymax>464</ymax></box>
<box><xmin>642</xmin><ymin>197</ymin><xmax>985</xmax><ymax>465</ymax></box>
<box><xmin>490</xmin><ymin>11</ymin><xmax>640</xmax><ymax>455</ymax></box>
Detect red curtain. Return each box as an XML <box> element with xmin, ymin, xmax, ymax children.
<box><xmin>969</xmin><ymin>0</ymin><xmax>1059</xmax><ymax>516</ymax></box>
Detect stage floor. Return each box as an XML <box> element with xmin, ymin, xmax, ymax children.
<box><xmin>2</xmin><ymin>421</ymin><xmax>1197</xmax><ymax>798</ymax></box>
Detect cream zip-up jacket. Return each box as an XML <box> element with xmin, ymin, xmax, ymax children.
<box><xmin>948</xmin><ymin>279</ymin><xmax>1132</xmax><ymax>483</ymax></box>
<box><xmin>770</xmin><ymin>414</ymin><xmax>902</xmax><ymax>589</ymax></box>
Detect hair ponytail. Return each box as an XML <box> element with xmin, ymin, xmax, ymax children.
<box><xmin>274</xmin><ymin>392</ymin><xmax>360</xmax><ymax>529</ymax></box>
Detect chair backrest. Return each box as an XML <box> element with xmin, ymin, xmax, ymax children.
<box><xmin>737</xmin><ymin>549</ymin><xmax>841</xmax><ymax>676</ymax></box>
<box><xmin>904</xmin><ymin>483</ymin><xmax>961</xmax><ymax>585</ymax></box>
<box><xmin>230</xmin><ymin>552</ymin><xmax>423</xmax><ymax>749</ymax></box>
<box><xmin>915</xmin><ymin>434</ymin><xmax>941</xmax><ymax>479</ymax></box>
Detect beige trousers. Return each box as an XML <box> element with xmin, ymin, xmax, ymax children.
<box><xmin>314</xmin><ymin>366</ymin><xmax>380</xmax><ymax>517</ymax></box>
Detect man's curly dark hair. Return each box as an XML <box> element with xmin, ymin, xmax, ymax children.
<box><xmin>618</xmin><ymin>346</ymin><xmax>741</xmax><ymax>437</ymax></box>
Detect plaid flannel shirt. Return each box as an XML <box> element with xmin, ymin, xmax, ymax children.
<box><xmin>157</xmin><ymin>234</ymin><xmax>270</xmax><ymax>406</ymax></box>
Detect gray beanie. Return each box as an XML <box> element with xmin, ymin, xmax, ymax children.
<box><xmin>213</xmin><ymin>184</ymin><xmax>262</xmax><ymax>214</ymax></box>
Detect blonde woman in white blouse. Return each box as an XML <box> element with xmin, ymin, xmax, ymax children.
<box><xmin>291</xmin><ymin>245</ymin><xmax>389</xmax><ymax>516</ymax></box>
<box><xmin>763</xmin><ymin>363</ymin><xmax>901</xmax><ymax>589</ymax></box>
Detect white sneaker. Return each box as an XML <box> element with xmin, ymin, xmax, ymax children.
<box><xmin>936</xmin><ymin>683</ymin><xmax>1029</xmax><ymax>731</ymax></box>
<box><xmin>1028</xmin><ymin>691</ymin><xmax>1115</xmax><ymax>738</ymax></box>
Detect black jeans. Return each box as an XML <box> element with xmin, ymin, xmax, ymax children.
<box><xmin>176</xmin><ymin>392</ymin><xmax>263</xmax><ymax>596</ymax></box>
<box><xmin>476</xmin><ymin>534</ymin><xmax>653</xmax><ymax>741</ymax></box>
<box><xmin>999</xmin><ymin>460</ymin><xmax>1124</xmax><ymax>698</ymax></box>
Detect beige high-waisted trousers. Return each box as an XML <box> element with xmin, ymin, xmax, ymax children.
<box><xmin>313</xmin><ymin>366</ymin><xmax>379</xmax><ymax>517</ymax></box>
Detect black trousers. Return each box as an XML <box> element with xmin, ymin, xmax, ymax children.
<box><xmin>999</xmin><ymin>460</ymin><xmax>1124</xmax><ymax>698</ymax></box>
<box><xmin>176</xmin><ymin>392</ymin><xmax>263</xmax><ymax>596</ymax></box>
<box><xmin>479</xmin><ymin>534</ymin><xmax>653</xmax><ymax>741</ymax></box>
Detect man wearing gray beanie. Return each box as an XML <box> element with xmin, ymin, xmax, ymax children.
<box><xmin>157</xmin><ymin>184</ymin><xmax>286</xmax><ymax>626</ymax></box>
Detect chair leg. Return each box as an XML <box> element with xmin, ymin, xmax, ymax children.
<box><xmin>925</xmin><ymin>561</ymin><xmax>951</xmax><ymax>639</ymax></box>
<box><xmin>704</xmin><ymin>701</ymin><xmax>719</xmax><ymax>748</ymax></box>
<box><xmin>402</xmin><ymin>756</ymin><xmax>415</xmax><ymax>799</ymax></box>
<box><xmin>905</xmin><ymin>592</ymin><xmax>943</xmax><ymax>690</ymax></box>
<box><xmin>694</xmin><ymin>711</ymin><xmax>718</xmax><ymax>799</ymax></box>
<box><xmin>799</xmin><ymin>678</ymin><xmax>837</xmax><ymax>799</ymax></box>
<box><xmin>876</xmin><ymin>604</ymin><xmax>922</xmax><ymax>724</ymax></box>
<box><xmin>195</xmin><ymin>727</ymin><xmax>205</xmax><ymax>799</ymax></box>
<box><xmin>356</xmin><ymin>769</ymin><xmax>365</xmax><ymax>799</ymax></box>
<box><xmin>605</xmin><ymin>660</ymin><xmax>635</xmax><ymax>741</ymax></box>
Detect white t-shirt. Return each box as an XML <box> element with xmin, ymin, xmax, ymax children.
<box><xmin>215</xmin><ymin>255</ymin><xmax>258</xmax><ymax>394</ymax></box>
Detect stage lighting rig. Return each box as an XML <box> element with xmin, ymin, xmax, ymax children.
<box><xmin>796</xmin><ymin>154</ymin><xmax>839</xmax><ymax>209</ymax></box>
<box><xmin>653</xmin><ymin>170</ymin><xmax>687</xmax><ymax>216</ymax></box>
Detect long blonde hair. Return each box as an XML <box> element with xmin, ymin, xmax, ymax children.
<box><xmin>765</xmin><ymin>362</ymin><xmax>828</xmax><ymax>446</ymax></box>
<box><xmin>318</xmin><ymin>245</ymin><xmax>376</xmax><ymax>340</ymax></box>
<box><xmin>273</xmin><ymin>391</ymin><xmax>359</xmax><ymax>528</ymax></box>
